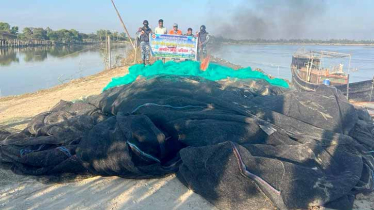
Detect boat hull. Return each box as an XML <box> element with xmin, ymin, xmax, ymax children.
<box><xmin>291</xmin><ymin>67</ymin><xmax>374</xmax><ymax>102</ymax></box>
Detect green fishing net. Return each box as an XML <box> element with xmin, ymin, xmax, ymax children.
<box><xmin>103</xmin><ymin>60</ymin><xmax>289</xmax><ymax>91</ymax></box>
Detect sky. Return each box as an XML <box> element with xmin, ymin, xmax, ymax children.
<box><xmin>1</xmin><ymin>0</ymin><xmax>374</xmax><ymax>40</ymax></box>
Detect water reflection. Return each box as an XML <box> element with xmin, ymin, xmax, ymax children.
<box><xmin>0</xmin><ymin>45</ymin><xmax>104</xmax><ymax>65</ymax></box>
<box><xmin>0</xmin><ymin>44</ymin><xmax>129</xmax><ymax>97</ymax></box>
<box><xmin>0</xmin><ymin>48</ymin><xmax>19</xmax><ymax>66</ymax></box>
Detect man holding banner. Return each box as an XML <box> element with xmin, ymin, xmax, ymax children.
<box><xmin>155</xmin><ymin>19</ymin><xmax>167</xmax><ymax>35</ymax></box>
<box><xmin>185</xmin><ymin>28</ymin><xmax>195</xmax><ymax>37</ymax></box>
<box><xmin>136</xmin><ymin>20</ymin><xmax>152</xmax><ymax>65</ymax></box>
<box><xmin>168</xmin><ymin>23</ymin><xmax>182</xmax><ymax>35</ymax></box>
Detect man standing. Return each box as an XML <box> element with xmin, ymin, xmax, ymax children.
<box><xmin>197</xmin><ymin>25</ymin><xmax>209</xmax><ymax>61</ymax></box>
<box><xmin>155</xmin><ymin>19</ymin><xmax>167</xmax><ymax>34</ymax></box>
<box><xmin>168</xmin><ymin>23</ymin><xmax>182</xmax><ymax>35</ymax></box>
<box><xmin>136</xmin><ymin>20</ymin><xmax>152</xmax><ymax>65</ymax></box>
<box><xmin>185</xmin><ymin>28</ymin><xmax>194</xmax><ymax>37</ymax></box>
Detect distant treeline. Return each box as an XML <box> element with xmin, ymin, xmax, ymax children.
<box><xmin>0</xmin><ymin>22</ymin><xmax>127</xmax><ymax>44</ymax></box>
<box><xmin>212</xmin><ymin>36</ymin><xmax>374</xmax><ymax>45</ymax></box>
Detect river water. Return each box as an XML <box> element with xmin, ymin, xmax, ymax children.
<box><xmin>0</xmin><ymin>45</ymin><xmax>129</xmax><ymax>97</ymax></box>
<box><xmin>1</xmin><ymin>44</ymin><xmax>374</xmax><ymax>97</ymax></box>
<box><xmin>213</xmin><ymin>44</ymin><xmax>374</xmax><ymax>83</ymax></box>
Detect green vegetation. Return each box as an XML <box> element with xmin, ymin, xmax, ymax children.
<box><xmin>0</xmin><ymin>22</ymin><xmax>127</xmax><ymax>44</ymax></box>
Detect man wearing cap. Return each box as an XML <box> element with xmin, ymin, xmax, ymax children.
<box><xmin>136</xmin><ymin>20</ymin><xmax>152</xmax><ymax>65</ymax></box>
<box><xmin>155</xmin><ymin>19</ymin><xmax>167</xmax><ymax>34</ymax></box>
<box><xmin>169</xmin><ymin>23</ymin><xmax>182</xmax><ymax>35</ymax></box>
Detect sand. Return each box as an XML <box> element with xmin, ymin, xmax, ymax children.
<box><xmin>0</xmin><ymin>66</ymin><xmax>373</xmax><ymax>210</ymax></box>
<box><xmin>0</xmin><ymin>169</ymin><xmax>214</xmax><ymax>210</ymax></box>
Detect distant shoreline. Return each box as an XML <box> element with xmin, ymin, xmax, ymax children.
<box><xmin>220</xmin><ymin>42</ymin><xmax>374</xmax><ymax>46</ymax></box>
<box><xmin>0</xmin><ymin>41</ymin><xmax>130</xmax><ymax>49</ymax></box>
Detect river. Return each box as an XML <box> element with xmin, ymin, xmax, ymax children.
<box><xmin>1</xmin><ymin>44</ymin><xmax>374</xmax><ymax>97</ymax></box>
<box><xmin>0</xmin><ymin>45</ymin><xmax>129</xmax><ymax>97</ymax></box>
<box><xmin>213</xmin><ymin>44</ymin><xmax>374</xmax><ymax>83</ymax></box>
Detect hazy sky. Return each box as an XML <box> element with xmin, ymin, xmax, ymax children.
<box><xmin>1</xmin><ymin>0</ymin><xmax>373</xmax><ymax>40</ymax></box>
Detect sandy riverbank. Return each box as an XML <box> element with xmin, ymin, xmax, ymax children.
<box><xmin>0</xmin><ymin>66</ymin><xmax>130</xmax><ymax>131</ymax></box>
<box><xmin>0</xmin><ymin>66</ymin><xmax>373</xmax><ymax>210</ymax></box>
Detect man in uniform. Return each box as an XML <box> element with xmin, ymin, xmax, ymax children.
<box><xmin>197</xmin><ymin>25</ymin><xmax>209</xmax><ymax>61</ymax></box>
<box><xmin>136</xmin><ymin>20</ymin><xmax>152</xmax><ymax>65</ymax></box>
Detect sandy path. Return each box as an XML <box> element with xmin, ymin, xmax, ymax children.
<box><xmin>0</xmin><ymin>66</ymin><xmax>373</xmax><ymax>210</ymax></box>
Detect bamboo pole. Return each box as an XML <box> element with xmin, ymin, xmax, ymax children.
<box><xmin>346</xmin><ymin>74</ymin><xmax>350</xmax><ymax>100</ymax></box>
<box><xmin>346</xmin><ymin>55</ymin><xmax>351</xmax><ymax>100</ymax></box>
<box><xmin>110</xmin><ymin>0</ymin><xmax>135</xmax><ymax>50</ymax></box>
<box><xmin>134</xmin><ymin>44</ymin><xmax>137</xmax><ymax>64</ymax></box>
<box><xmin>108</xmin><ymin>35</ymin><xmax>112</xmax><ymax>69</ymax></box>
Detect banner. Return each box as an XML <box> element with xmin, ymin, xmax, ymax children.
<box><xmin>149</xmin><ymin>34</ymin><xmax>198</xmax><ymax>60</ymax></box>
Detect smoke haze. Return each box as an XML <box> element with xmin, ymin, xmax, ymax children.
<box><xmin>209</xmin><ymin>0</ymin><xmax>327</xmax><ymax>40</ymax></box>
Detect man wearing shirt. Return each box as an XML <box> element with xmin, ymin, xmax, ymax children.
<box><xmin>169</xmin><ymin>23</ymin><xmax>182</xmax><ymax>35</ymax></box>
<box><xmin>185</xmin><ymin>28</ymin><xmax>194</xmax><ymax>37</ymax></box>
<box><xmin>155</xmin><ymin>19</ymin><xmax>167</xmax><ymax>34</ymax></box>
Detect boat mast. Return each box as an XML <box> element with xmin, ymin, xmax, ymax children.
<box><xmin>317</xmin><ymin>52</ymin><xmax>323</xmax><ymax>84</ymax></box>
<box><xmin>307</xmin><ymin>52</ymin><xmax>314</xmax><ymax>82</ymax></box>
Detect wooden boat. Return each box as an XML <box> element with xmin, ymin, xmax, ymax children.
<box><xmin>291</xmin><ymin>49</ymin><xmax>374</xmax><ymax>102</ymax></box>
<box><xmin>351</xmin><ymin>102</ymin><xmax>374</xmax><ymax>117</ymax></box>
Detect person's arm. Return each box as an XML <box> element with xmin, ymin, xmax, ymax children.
<box><xmin>201</xmin><ymin>34</ymin><xmax>210</xmax><ymax>45</ymax></box>
<box><xmin>136</xmin><ymin>27</ymin><xmax>142</xmax><ymax>38</ymax></box>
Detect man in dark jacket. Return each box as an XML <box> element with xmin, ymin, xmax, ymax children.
<box><xmin>136</xmin><ymin>20</ymin><xmax>152</xmax><ymax>65</ymax></box>
<box><xmin>197</xmin><ymin>25</ymin><xmax>209</xmax><ymax>61</ymax></box>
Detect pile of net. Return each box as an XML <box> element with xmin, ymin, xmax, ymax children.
<box><xmin>1</xmin><ymin>74</ymin><xmax>374</xmax><ymax>210</ymax></box>
<box><xmin>103</xmin><ymin>60</ymin><xmax>289</xmax><ymax>90</ymax></box>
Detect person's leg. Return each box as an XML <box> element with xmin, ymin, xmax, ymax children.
<box><xmin>197</xmin><ymin>46</ymin><xmax>201</xmax><ymax>61</ymax></box>
<box><xmin>201</xmin><ymin>45</ymin><xmax>207</xmax><ymax>60</ymax></box>
<box><xmin>145</xmin><ymin>43</ymin><xmax>150</xmax><ymax>65</ymax></box>
<box><xmin>140</xmin><ymin>42</ymin><xmax>146</xmax><ymax>65</ymax></box>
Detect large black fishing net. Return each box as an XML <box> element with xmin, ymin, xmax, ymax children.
<box><xmin>1</xmin><ymin>76</ymin><xmax>374</xmax><ymax>210</ymax></box>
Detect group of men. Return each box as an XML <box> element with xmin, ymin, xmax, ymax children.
<box><xmin>136</xmin><ymin>19</ymin><xmax>210</xmax><ymax>65</ymax></box>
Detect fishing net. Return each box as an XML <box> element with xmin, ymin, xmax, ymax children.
<box><xmin>103</xmin><ymin>60</ymin><xmax>289</xmax><ymax>91</ymax></box>
<box><xmin>1</xmin><ymin>75</ymin><xmax>373</xmax><ymax>210</ymax></box>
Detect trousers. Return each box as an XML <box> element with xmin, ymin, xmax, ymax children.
<box><xmin>140</xmin><ymin>41</ymin><xmax>150</xmax><ymax>62</ymax></box>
